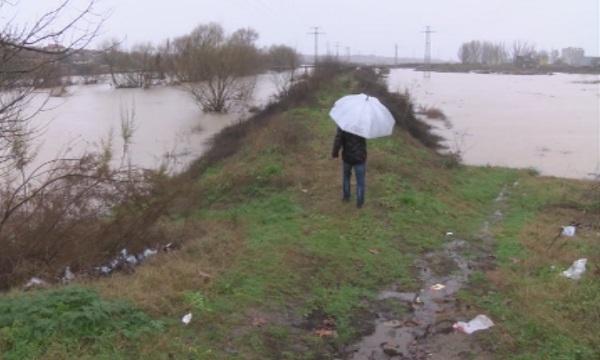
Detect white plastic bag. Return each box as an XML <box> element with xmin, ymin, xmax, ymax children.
<box><xmin>453</xmin><ymin>314</ymin><xmax>494</xmax><ymax>334</ymax></box>
<box><xmin>561</xmin><ymin>226</ymin><xmax>576</xmax><ymax>237</ymax></box>
<box><xmin>562</xmin><ymin>258</ymin><xmax>587</xmax><ymax>280</ymax></box>
<box><xmin>181</xmin><ymin>312</ymin><xmax>193</xmax><ymax>325</ymax></box>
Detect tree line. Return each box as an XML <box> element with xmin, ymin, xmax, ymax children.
<box><xmin>99</xmin><ymin>23</ymin><xmax>300</xmax><ymax>112</ymax></box>
<box><xmin>458</xmin><ymin>40</ymin><xmax>554</xmax><ymax>66</ymax></box>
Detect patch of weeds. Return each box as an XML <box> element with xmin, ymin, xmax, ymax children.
<box><xmin>184</xmin><ymin>291</ymin><xmax>213</xmax><ymax>314</ymax></box>
<box><xmin>0</xmin><ymin>287</ymin><xmax>161</xmax><ymax>359</ymax></box>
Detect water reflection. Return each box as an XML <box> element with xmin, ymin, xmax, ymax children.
<box><xmin>28</xmin><ymin>73</ymin><xmax>283</xmax><ymax>172</ymax></box>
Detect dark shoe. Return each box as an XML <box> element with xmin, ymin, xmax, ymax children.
<box><xmin>357</xmin><ymin>203</ymin><xmax>364</xmax><ymax>209</ymax></box>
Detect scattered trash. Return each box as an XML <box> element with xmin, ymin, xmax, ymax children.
<box><xmin>445</xmin><ymin>232</ymin><xmax>454</xmax><ymax>237</ymax></box>
<box><xmin>125</xmin><ymin>255</ymin><xmax>138</xmax><ymax>265</ymax></box>
<box><xmin>314</xmin><ymin>329</ymin><xmax>337</xmax><ymax>337</ymax></box>
<box><xmin>561</xmin><ymin>226</ymin><xmax>576</xmax><ymax>237</ymax></box>
<box><xmin>301</xmin><ymin>189</ymin><xmax>309</xmax><ymax>193</ymax></box>
<box><xmin>368</xmin><ymin>248</ymin><xmax>381</xmax><ymax>255</ymax></box>
<box><xmin>99</xmin><ymin>266</ymin><xmax>112</xmax><ymax>275</ymax></box>
<box><xmin>182</xmin><ymin>312</ymin><xmax>193</xmax><ymax>325</ymax></box>
<box><xmin>61</xmin><ymin>266</ymin><xmax>75</xmax><ymax>284</ymax></box>
<box><xmin>430</xmin><ymin>283</ymin><xmax>446</xmax><ymax>291</ymax></box>
<box><xmin>382</xmin><ymin>341</ymin><xmax>403</xmax><ymax>356</ymax></box>
<box><xmin>143</xmin><ymin>248</ymin><xmax>158</xmax><ymax>258</ymax></box>
<box><xmin>561</xmin><ymin>258</ymin><xmax>587</xmax><ymax>280</ymax></box>
<box><xmin>24</xmin><ymin>277</ymin><xmax>48</xmax><ymax>290</ymax></box>
<box><xmin>198</xmin><ymin>270</ymin><xmax>213</xmax><ymax>279</ymax></box>
<box><xmin>453</xmin><ymin>314</ymin><xmax>494</xmax><ymax>334</ymax></box>
<box><xmin>414</xmin><ymin>296</ymin><xmax>423</xmax><ymax>304</ymax></box>
<box><xmin>164</xmin><ymin>243</ymin><xmax>175</xmax><ymax>252</ymax></box>
<box><xmin>383</xmin><ymin>320</ymin><xmax>402</xmax><ymax>327</ymax></box>
<box><xmin>252</xmin><ymin>316</ymin><xmax>268</xmax><ymax>327</ymax></box>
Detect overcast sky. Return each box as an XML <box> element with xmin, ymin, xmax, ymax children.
<box><xmin>8</xmin><ymin>0</ymin><xmax>600</xmax><ymax>60</ymax></box>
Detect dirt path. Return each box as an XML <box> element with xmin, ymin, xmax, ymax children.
<box><xmin>344</xmin><ymin>187</ymin><xmax>510</xmax><ymax>359</ymax></box>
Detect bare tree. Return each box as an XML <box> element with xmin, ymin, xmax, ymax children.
<box><xmin>1</xmin><ymin>0</ymin><xmax>104</xmax><ymax>167</ymax></box>
<box><xmin>0</xmin><ymin>1</ymin><xmax>178</xmax><ymax>288</ymax></box>
<box><xmin>267</xmin><ymin>45</ymin><xmax>300</xmax><ymax>97</ymax></box>
<box><xmin>100</xmin><ymin>40</ymin><xmax>158</xmax><ymax>88</ymax></box>
<box><xmin>511</xmin><ymin>40</ymin><xmax>536</xmax><ymax>62</ymax></box>
<box><xmin>172</xmin><ymin>24</ymin><xmax>263</xmax><ymax>113</ymax></box>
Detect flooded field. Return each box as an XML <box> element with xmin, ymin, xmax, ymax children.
<box><xmin>387</xmin><ymin>69</ymin><xmax>600</xmax><ymax>179</ymax></box>
<box><xmin>27</xmin><ymin>73</ymin><xmax>283</xmax><ymax>171</ymax></box>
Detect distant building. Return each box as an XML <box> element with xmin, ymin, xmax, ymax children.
<box><xmin>549</xmin><ymin>50</ymin><xmax>560</xmax><ymax>64</ymax></box>
<box><xmin>561</xmin><ymin>47</ymin><xmax>585</xmax><ymax>66</ymax></box>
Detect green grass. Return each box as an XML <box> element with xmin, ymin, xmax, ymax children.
<box><xmin>1</xmin><ymin>72</ymin><xmax>597</xmax><ymax>359</ymax></box>
<box><xmin>0</xmin><ymin>287</ymin><xmax>161</xmax><ymax>359</ymax></box>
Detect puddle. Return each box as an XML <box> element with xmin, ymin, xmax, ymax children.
<box><xmin>346</xmin><ymin>188</ymin><xmax>508</xmax><ymax>359</ymax></box>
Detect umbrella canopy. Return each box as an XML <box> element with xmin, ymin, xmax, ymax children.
<box><xmin>329</xmin><ymin>93</ymin><xmax>395</xmax><ymax>139</ymax></box>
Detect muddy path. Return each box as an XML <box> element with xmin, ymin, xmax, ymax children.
<box><xmin>343</xmin><ymin>187</ymin><xmax>510</xmax><ymax>359</ymax></box>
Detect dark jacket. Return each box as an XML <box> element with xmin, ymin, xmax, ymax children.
<box><xmin>332</xmin><ymin>127</ymin><xmax>367</xmax><ymax>165</ymax></box>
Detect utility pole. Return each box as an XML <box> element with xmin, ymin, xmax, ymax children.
<box><xmin>421</xmin><ymin>26</ymin><xmax>436</xmax><ymax>67</ymax></box>
<box><xmin>395</xmin><ymin>43</ymin><xmax>399</xmax><ymax>65</ymax></box>
<box><xmin>335</xmin><ymin>42</ymin><xmax>340</xmax><ymax>59</ymax></box>
<box><xmin>308</xmin><ymin>26</ymin><xmax>325</xmax><ymax>65</ymax></box>
<box><xmin>346</xmin><ymin>46</ymin><xmax>351</xmax><ymax>62</ymax></box>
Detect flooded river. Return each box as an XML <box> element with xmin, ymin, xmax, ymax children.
<box><xmin>28</xmin><ymin>73</ymin><xmax>283</xmax><ymax>171</ymax></box>
<box><xmin>387</xmin><ymin>69</ymin><xmax>600</xmax><ymax>179</ymax></box>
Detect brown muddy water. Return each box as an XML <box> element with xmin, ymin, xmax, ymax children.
<box><xmin>346</xmin><ymin>187</ymin><xmax>509</xmax><ymax>359</ymax></box>
<box><xmin>387</xmin><ymin>69</ymin><xmax>600</xmax><ymax>180</ymax></box>
<box><xmin>26</xmin><ymin>73</ymin><xmax>283</xmax><ymax>171</ymax></box>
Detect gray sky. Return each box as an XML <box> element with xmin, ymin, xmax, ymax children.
<box><xmin>10</xmin><ymin>0</ymin><xmax>600</xmax><ymax>60</ymax></box>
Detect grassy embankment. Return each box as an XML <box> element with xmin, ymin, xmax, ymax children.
<box><xmin>0</xmin><ymin>67</ymin><xmax>597</xmax><ymax>359</ymax></box>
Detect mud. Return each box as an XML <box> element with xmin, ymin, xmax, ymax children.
<box><xmin>345</xmin><ymin>187</ymin><xmax>509</xmax><ymax>359</ymax></box>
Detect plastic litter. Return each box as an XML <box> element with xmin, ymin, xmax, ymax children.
<box><xmin>561</xmin><ymin>226</ymin><xmax>576</xmax><ymax>237</ymax></box>
<box><xmin>24</xmin><ymin>277</ymin><xmax>47</xmax><ymax>290</ymax></box>
<box><xmin>62</xmin><ymin>266</ymin><xmax>75</xmax><ymax>284</ymax></box>
<box><xmin>164</xmin><ymin>243</ymin><xmax>174</xmax><ymax>252</ymax></box>
<box><xmin>453</xmin><ymin>314</ymin><xmax>494</xmax><ymax>334</ymax></box>
<box><xmin>182</xmin><ymin>312</ymin><xmax>193</xmax><ymax>325</ymax></box>
<box><xmin>99</xmin><ymin>266</ymin><xmax>112</xmax><ymax>275</ymax></box>
<box><xmin>445</xmin><ymin>232</ymin><xmax>454</xmax><ymax>237</ymax></box>
<box><xmin>125</xmin><ymin>255</ymin><xmax>138</xmax><ymax>265</ymax></box>
<box><xmin>561</xmin><ymin>258</ymin><xmax>587</xmax><ymax>280</ymax></box>
<box><xmin>143</xmin><ymin>248</ymin><xmax>158</xmax><ymax>258</ymax></box>
<box><xmin>431</xmin><ymin>283</ymin><xmax>446</xmax><ymax>291</ymax></box>
<box><xmin>383</xmin><ymin>320</ymin><xmax>402</xmax><ymax>327</ymax></box>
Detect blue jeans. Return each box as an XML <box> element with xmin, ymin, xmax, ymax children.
<box><xmin>343</xmin><ymin>162</ymin><xmax>366</xmax><ymax>207</ymax></box>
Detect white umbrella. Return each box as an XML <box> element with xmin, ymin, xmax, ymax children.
<box><xmin>329</xmin><ymin>93</ymin><xmax>395</xmax><ymax>139</ymax></box>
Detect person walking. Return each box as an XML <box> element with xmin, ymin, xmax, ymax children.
<box><xmin>332</xmin><ymin>127</ymin><xmax>367</xmax><ymax>208</ymax></box>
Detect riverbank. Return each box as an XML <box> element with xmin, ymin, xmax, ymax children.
<box><xmin>391</xmin><ymin>63</ymin><xmax>600</xmax><ymax>75</ymax></box>
<box><xmin>0</xmin><ymin>66</ymin><xmax>598</xmax><ymax>359</ymax></box>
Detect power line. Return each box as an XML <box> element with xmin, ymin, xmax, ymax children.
<box><xmin>421</xmin><ymin>25</ymin><xmax>436</xmax><ymax>67</ymax></box>
<box><xmin>308</xmin><ymin>26</ymin><xmax>325</xmax><ymax>65</ymax></box>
